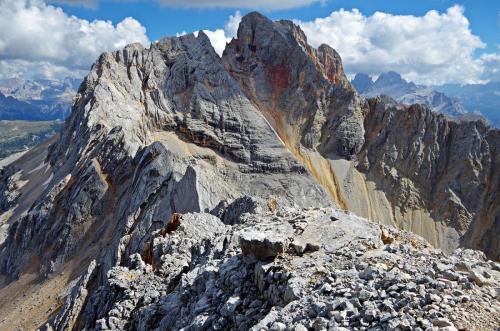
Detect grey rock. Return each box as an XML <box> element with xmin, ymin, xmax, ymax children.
<box><xmin>364</xmin><ymin>308</ymin><xmax>377</xmax><ymax>322</ymax></box>
<box><xmin>271</xmin><ymin>322</ymin><xmax>287</xmax><ymax>331</ymax></box>
<box><xmin>312</xmin><ymin>317</ymin><xmax>328</xmax><ymax>330</ymax></box>
<box><xmin>221</xmin><ymin>296</ymin><xmax>242</xmax><ymax>317</ymax></box>
<box><xmin>306</xmin><ymin>242</ymin><xmax>321</xmax><ymax>252</ymax></box>
<box><xmin>468</xmin><ymin>269</ymin><xmax>495</xmax><ymax>286</ymax></box>
<box><xmin>0</xmin><ymin>11</ymin><xmax>499</xmax><ymax>331</ymax></box>
<box><xmin>432</xmin><ymin>318</ymin><xmax>454</xmax><ymax>327</ymax></box>
<box><xmin>291</xmin><ymin>239</ymin><xmax>307</xmax><ymax>255</ymax></box>
<box><xmin>224</xmin><ymin>12</ymin><xmax>500</xmax><ymax>261</ymax></box>
<box><xmin>240</xmin><ymin>231</ymin><xmax>287</xmax><ymax>260</ymax></box>
<box><xmin>294</xmin><ymin>324</ymin><xmax>308</xmax><ymax>331</ymax></box>
<box><xmin>441</xmin><ymin>270</ymin><xmax>460</xmax><ymax>281</ymax></box>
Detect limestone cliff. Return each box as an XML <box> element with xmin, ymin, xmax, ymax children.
<box><xmin>223</xmin><ymin>12</ymin><xmax>500</xmax><ymax>259</ymax></box>
<box><xmin>0</xmin><ymin>30</ymin><xmax>329</xmax><ymax>330</ymax></box>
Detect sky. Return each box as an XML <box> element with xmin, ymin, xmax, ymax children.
<box><xmin>0</xmin><ymin>0</ymin><xmax>499</xmax><ymax>85</ymax></box>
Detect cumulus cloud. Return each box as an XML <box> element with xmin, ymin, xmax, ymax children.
<box><xmin>296</xmin><ymin>5</ymin><xmax>492</xmax><ymax>85</ymax></box>
<box><xmin>224</xmin><ymin>10</ymin><xmax>242</xmax><ymax>37</ymax></box>
<box><xmin>0</xmin><ymin>0</ymin><xmax>150</xmax><ymax>80</ymax></box>
<box><xmin>196</xmin><ymin>6</ymin><xmax>498</xmax><ymax>84</ymax></box>
<box><xmin>0</xmin><ymin>59</ymin><xmax>89</xmax><ymax>80</ymax></box>
<box><xmin>202</xmin><ymin>29</ymin><xmax>231</xmax><ymax>56</ymax></box>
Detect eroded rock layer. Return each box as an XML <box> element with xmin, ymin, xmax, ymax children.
<box><xmin>223</xmin><ymin>12</ymin><xmax>500</xmax><ymax>259</ymax></box>
<box><xmin>0</xmin><ymin>11</ymin><xmax>498</xmax><ymax>331</ymax></box>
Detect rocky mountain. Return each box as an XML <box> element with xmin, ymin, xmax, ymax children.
<box><xmin>0</xmin><ymin>12</ymin><xmax>498</xmax><ymax>330</ymax></box>
<box><xmin>352</xmin><ymin>72</ymin><xmax>417</xmax><ymax>98</ymax></box>
<box><xmin>0</xmin><ymin>91</ymin><xmax>42</xmax><ymax>120</ymax></box>
<box><xmin>0</xmin><ymin>77</ymin><xmax>80</xmax><ymax>121</ymax></box>
<box><xmin>0</xmin><ymin>77</ymin><xmax>80</xmax><ymax>103</ymax></box>
<box><xmin>351</xmin><ymin>72</ymin><xmax>487</xmax><ymax>123</ymax></box>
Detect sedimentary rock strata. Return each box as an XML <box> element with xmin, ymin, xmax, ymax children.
<box><xmin>0</xmin><ymin>11</ymin><xmax>498</xmax><ymax>331</ymax></box>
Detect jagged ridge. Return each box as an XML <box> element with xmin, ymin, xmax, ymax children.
<box><xmin>223</xmin><ymin>12</ymin><xmax>500</xmax><ymax>259</ymax></box>
<box><xmin>0</xmin><ymin>11</ymin><xmax>498</xmax><ymax>331</ymax></box>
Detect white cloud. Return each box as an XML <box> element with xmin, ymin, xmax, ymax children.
<box><xmin>225</xmin><ymin>10</ymin><xmax>242</xmax><ymax>37</ymax></box>
<box><xmin>192</xmin><ymin>6</ymin><xmax>499</xmax><ymax>84</ymax></box>
<box><xmin>4</xmin><ymin>2</ymin><xmax>497</xmax><ymax>85</ymax></box>
<box><xmin>205</xmin><ymin>11</ymin><xmax>242</xmax><ymax>56</ymax></box>
<box><xmin>0</xmin><ymin>59</ymin><xmax>88</xmax><ymax>80</ymax></box>
<box><xmin>179</xmin><ymin>11</ymin><xmax>242</xmax><ymax>57</ymax></box>
<box><xmin>0</xmin><ymin>0</ymin><xmax>150</xmax><ymax>80</ymax></box>
<box><xmin>478</xmin><ymin>52</ymin><xmax>500</xmax><ymax>82</ymax></box>
<box><xmin>296</xmin><ymin>6</ymin><xmax>493</xmax><ymax>85</ymax></box>
<box><xmin>202</xmin><ymin>29</ymin><xmax>231</xmax><ymax>56</ymax></box>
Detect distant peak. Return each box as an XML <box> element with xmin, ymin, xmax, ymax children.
<box><xmin>353</xmin><ymin>73</ymin><xmax>373</xmax><ymax>81</ymax></box>
<box><xmin>351</xmin><ymin>73</ymin><xmax>374</xmax><ymax>94</ymax></box>
<box><xmin>376</xmin><ymin>71</ymin><xmax>404</xmax><ymax>83</ymax></box>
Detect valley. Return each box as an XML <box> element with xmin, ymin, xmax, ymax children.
<box><xmin>0</xmin><ymin>120</ymin><xmax>62</xmax><ymax>159</ymax></box>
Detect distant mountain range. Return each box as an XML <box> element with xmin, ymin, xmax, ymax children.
<box><xmin>351</xmin><ymin>71</ymin><xmax>498</xmax><ymax>126</ymax></box>
<box><xmin>435</xmin><ymin>82</ymin><xmax>500</xmax><ymax>128</ymax></box>
<box><xmin>0</xmin><ymin>77</ymin><xmax>80</xmax><ymax>121</ymax></box>
<box><xmin>0</xmin><ymin>78</ymin><xmax>81</xmax><ymax>160</ymax></box>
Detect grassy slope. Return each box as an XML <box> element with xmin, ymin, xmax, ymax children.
<box><xmin>0</xmin><ymin>120</ymin><xmax>63</xmax><ymax>159</ymax></box>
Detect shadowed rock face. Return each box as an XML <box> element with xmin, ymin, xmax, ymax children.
<box><xmin>360</xmin><ymin>99</ymin><xmax>500</xmax><ymax>258</ymax></box>
<box><xmin>0</xmin><ymin>11</ymin><xmax>498</xmax><ymax>331</ymax></box>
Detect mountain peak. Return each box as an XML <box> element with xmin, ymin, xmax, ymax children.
<box><xmin>226</xmin><ymin>11</ymin><xmax>351</xmax><ymax>90</ymax></box>
<box><xmin>375</xmin><ymin>71</ymin><xmax>405</xmax><ymax>85</ymax></box>
<box><xmin>0</xmin><ymin>11</ymin><xmax>499</xmax><ymax>331</ymax></box>
<box><xmin>351</xmin><ymin>70</ymin><xmax>478</xmax><ymax>119</ymax></box>
<box><xmin>224</xmin><ymin>10</ymin><xmax>358</xmax><ymax>161</ymax></box>
<box><xmin>352</xmin><ymin>73</ymin><xmax>374</xmax><ymax>93</ymax></box>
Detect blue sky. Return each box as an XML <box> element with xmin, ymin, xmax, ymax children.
<box><xmin>0</xmin><ymin>0</ymin><xmax>498</xmax><ymax>84</ymax></box>
<box><xmin>59</xmin><ymin>0</ymin><xmax>500</xmax><ymax>55</ymax></box>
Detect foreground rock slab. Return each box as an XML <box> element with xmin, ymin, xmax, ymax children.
<box><xmin>55</xmin><ymin>207</ymin><xmax>498</xmax><ymax>331</ymax></box>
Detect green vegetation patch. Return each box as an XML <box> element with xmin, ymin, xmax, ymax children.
<box><xmin>0</xmin><ymin>120</ymin><xmax>63</xmax><ymax>159</ymax></box>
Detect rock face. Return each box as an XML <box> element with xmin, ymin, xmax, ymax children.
<box><xmin>1</xmin><ymin>30</ymin><xmax>329</xmax><ymax>280</ymax></box>
<box><xmin>223</xmin><ymin>12</ymin><xmax>500</xmax><ymax>259</ymax></box>
<box><xmin>224</xmin><ymin>13</ymin><xmax>365</xmax><ymax>162</ymax></box>
<box><xmin>0</xmin><ymin>11</ymin><xmax>498</xmax><ymax>331</ymax></box>
<box><xmin>360</xmin><ymin>99</ymin><xmax>500</xmax><ymax>259</ymax></box>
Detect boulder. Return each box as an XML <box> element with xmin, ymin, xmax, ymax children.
<box><xmin>240</xmin><ymin>231</ymin><xmax>287</xmax><ymax>260</ymax></box>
